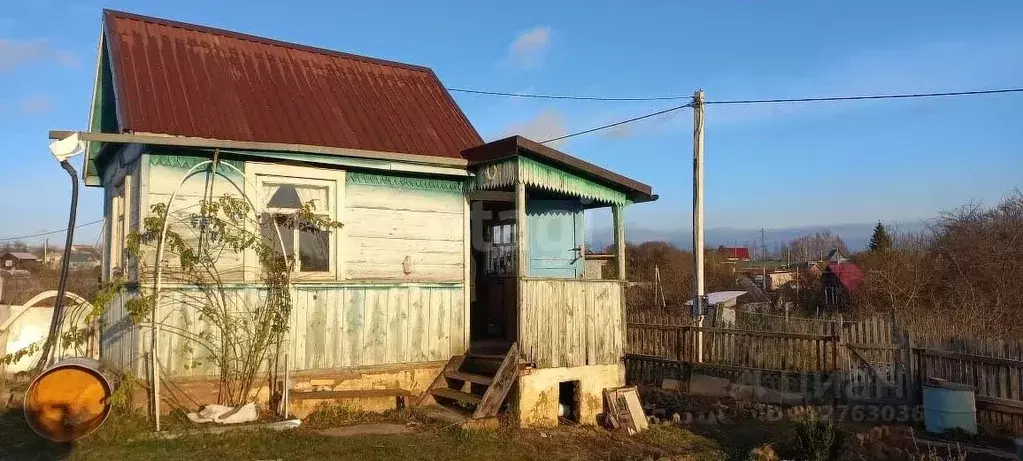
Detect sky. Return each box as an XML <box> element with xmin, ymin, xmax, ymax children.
<box><xmin>1</xmin><ymin>0</ymin><xmax>1022</xmax><ymax>247</ymax></box>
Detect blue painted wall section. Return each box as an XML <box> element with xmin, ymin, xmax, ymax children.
<box><xmin>526</xmin><ymin>200</ymin><xmax>584</xmax><ymax>278</ymax></box>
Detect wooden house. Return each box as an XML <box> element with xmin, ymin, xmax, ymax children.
<box><xmin>77</xmin><ymin>10</ymin><xmax>656</xmax><ymax>427</ymax></box>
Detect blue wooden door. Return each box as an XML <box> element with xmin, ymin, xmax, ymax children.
<box><xmin>526</xmin><ymin>200</ymin><xmax>583</xmax><ymax>278</ymax></box>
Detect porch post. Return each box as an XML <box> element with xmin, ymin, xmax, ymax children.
<box><xmin>515</xmin><ymin>180</ymin><xmax>527</xmax><ymax>342</ymax></box>
<box><xmin>613</xmin><ymin>204</ymin><xmax>627</xmax><ymax>362</ymax></box>
<box><xmin>613</xmin><ymin>205</ymin><xmax>626</xmax><ymax>280</ymax></box>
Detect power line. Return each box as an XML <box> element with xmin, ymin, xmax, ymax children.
<box><xmin>446</xmin><ymin>87</ymin><xmax>688</xmax><ymax>102</ymax></box>
<box><xmin>704</xmin><ymin>87</ymin><xmax>1023</xmax><ymax>105</ymax></box>
<box><xmin>0</xmin><ymin>219</ymin><xmax>104</xmax><ymax>242</ymax></box>
<box><xmin>537</xmin><ymin>87</ymin><xmax>1023</xmax><ymax>143</ymax></box>
<box><xmin>450</xmin><ymin>86</ymin><xmax>1023</xmax><ymax>104</ymax></box>
<box><xmin>541</xmin><ymin>103</ymin><xmax>692</xmax><ymax>144</ymax></box>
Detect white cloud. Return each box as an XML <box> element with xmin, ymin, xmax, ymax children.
<box><xmin>20</xmin><ymin>96</ymin><xmax>53</xmax><ymax>114</ymax></box>
<box><xmin>504</xmin><ymin>26</ymin><xmax>551</xmax><ymax>69</ymax></box>
<box><xmin>501</xmin><ymin>109</ymin><xmax>568</xmax><ymax>148</ymax></box>
<box><xmin>0</xmin><ymin>39</ymin><xmax>78</xmax><ymax>72</ymax></box>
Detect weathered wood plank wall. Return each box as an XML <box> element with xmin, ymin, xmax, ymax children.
<box><xmin>133</xmin><ymin>283</ymin><xmax>465</xmax><ymax>377</ymax></box>
<box><xmin>344</xmin><ymin>182</ymin><xmax>464</xmax><ymax>282</ymax></box>
<box><xmin>101</xmin><ymin>153</ymin><xmax>471</xmax><ymax>377</ymax></box>
<box><xmin>519</xmin><ymin>279</ymin><xmax>624</xmax><ymax>368</ymax></box>
<box><xmin>99</xmin><ymin>289</ymin><xmax>142</xmax><ymax>374</ymax></box>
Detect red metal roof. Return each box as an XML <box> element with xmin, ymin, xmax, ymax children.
<box><xmin>825</xmin><ymin>261</ymin><xmax>863</xmax><ymax>291</ymax></box>
<box><xmin>102</xmin><ymin>10</ymin><xmax>482</xmax><ymax>159</ymax></box>
<box><xmin>718</xmin><ymin>247</ymin><xmax>751</xmax><ymax>260</ymax></box>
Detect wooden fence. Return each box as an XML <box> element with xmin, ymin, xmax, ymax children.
<box><xmin>915</xmin><ymin>348</ymin><xmax>1023</xmax><ymax>433</ymax></box>
<box><xmin>627</xmin><ymin>323</ymin><xmax>839</xmax><ymax>372</ymax></box>
<box><xmin>625</xmin><ymin>313</ymin><xmax>1023</xmax><ymax>434</ymax></box>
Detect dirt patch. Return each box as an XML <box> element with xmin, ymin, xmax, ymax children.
<box><xmin>315</xmin><ymin>423</ymin><xmax>415</xmax><ymax>437</ymax></box>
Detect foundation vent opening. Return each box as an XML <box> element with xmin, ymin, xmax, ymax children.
<box><xmin>558</xmin><ymin>380</ymin><xmax>580</xmax><ymax>424</ymax></box>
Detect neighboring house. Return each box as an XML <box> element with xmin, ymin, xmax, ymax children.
<box><xmin>685</xmin><ymin>291</ymin><xmax>746</xmax><ymax>327</ymax></box>
<box><xmin>68</xmin><ymin>252</ymin><xmax>102</xmax><ymax>271</ymax></box>
<box><xmin>825</xmin><ymin>249</ymin><xmax>847</xmax><ymax>263</ymax></box>
<box><xmin>821</xmin><ymin>256</ymin><xmax>863</xmax><ymax>309</ymax></box>
<box><xmin>718</xmin><ymin>246</ymin><xmax>751</xmax><ymax>262</ymax></box>
<box><xmin>787</xmin><ymin>261</ymin><xmax>824</xmax><ymax>278</ymax></box>
<box><xmin>764</xmin><ymin>270</ymin><xmax>795</xmax><ymax>291</ymax></box>
<box><xmin>42</xmin><ymin>251</ymin><xmax>61</xmax><ymax>268</ymax></box>
<box><xmin>80</xmin><ymin>10</ymin><xmax>655</xmax><ymax>428</ymax></box>
<box><xmin>46</xmin><ymin>247</ymin><xmax>102</xmax><ymax>271</ymax></box>
<box><xmin>1</xmin><ymin>253</ymin><xmax>40</xmax><ymax>271</ymax></box>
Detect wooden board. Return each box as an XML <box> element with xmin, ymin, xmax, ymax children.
<box><xmin>473</xmin><ymin>342</ymin><xmax>519</xmax><ymax>419</ymax></box>
<box><xmin>417</xmin><ymin>355</ymin><xmax>464</xmax><ymax>406</ymax></box>
<box><xmin>621</xmin><ymin>387</ymin><xmax>648</xmax><ymax>432</ymax></box>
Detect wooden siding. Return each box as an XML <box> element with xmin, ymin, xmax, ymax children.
<box><xmin>126</xmin><ymin>283</ymin><xmax>466</xmax><ymax>377</ymax></box>
<box><xmin>140</xmin><ymin>156</ymin><xmax>250</xmax><ymax>281</ymax></box>
<box><xmin>140</xmin><ymin>157</ymin><xmax>467</xmax><ymax>283</ymax></box>
<box><xmin>99</xmin><ymin>289</ymin><xmax>141</xmax><ymax>373</ymax></box>
<box><xmin>344</xmin><ymin>183</ymin><xmax>464</xmax><ymax>281</ymax></box>
<box><xmin>519</xmin><ymin>279</ymin><xmax>624</xmax><ymax>368</ymax></box>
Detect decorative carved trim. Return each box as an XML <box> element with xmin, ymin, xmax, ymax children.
<box><xmin>346</xmin><ymin>171</ymin><xmax>466</xmax><ymax>192</ymax></box>
<box><xmin>470</xmin><ymin>156</ymin><xmax>631</xmax><ymax>205</ymax></box>
<box><xmin>149</xmin><ymin>153</ymin><xmax>243</xmax><ymax>172</ymax></box>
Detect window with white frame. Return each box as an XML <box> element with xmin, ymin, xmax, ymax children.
<box><xmin>249</xmin><ymin>163</ymin><xmax>346</xmax><ymax>279</ymax></box>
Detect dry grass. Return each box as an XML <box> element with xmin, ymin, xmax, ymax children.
<box><xmin>0</xmin><ymin>407</ymin><xmax>729</xmax><ymax>461</ymax></box>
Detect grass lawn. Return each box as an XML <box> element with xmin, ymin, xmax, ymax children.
<box><xmin>0</xmin><ymin>408</ymin><xmax>740</xmax><ymax>461</ymax></box>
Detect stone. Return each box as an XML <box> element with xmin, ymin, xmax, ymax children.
<box><xmin>661</xmin><ymin>378</ymin><xmax>682</xmax><ymax>391</ymax></box>
<box><xmin>749</xmin><ymin>445</ymin><xmax>779</xmax><ymax>461</ymax></box>
<box><xmin>728</xmin><ymin>384</ymin><xmax>755</xmax><ymax>401</ymax></box>
<box><xmin>688</xmin><ymin>374</ymin><xmax>730</xmax><ymax>398</ymax></box>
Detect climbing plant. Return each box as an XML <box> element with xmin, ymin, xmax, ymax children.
<box><xmin>127</xmin><ymin>193</ymin><xmax>342</xmax><ymax>407</ymax></box>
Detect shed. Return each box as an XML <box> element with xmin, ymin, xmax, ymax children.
<box><xmin>1</xmin><ymin>252</ymin><xmax>40</xmax><ymax>271</ymax></box>
<box><xmin>67</xmin><ymin>9</ymin><xmax>657</xmax><ymax>428</ymax></box>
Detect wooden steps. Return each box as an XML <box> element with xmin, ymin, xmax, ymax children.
<box><xmin>418</xmin><ymin>342</ymin><xmax>520</xmax><ymax>422</ymax></box>
<box><xmin>444</xmin><ymin>370</ymin><xmax>494</xmax><ymax>386</ymax></box>
<box><xmin>430</xmin><ymin>387</ymin><xmax>482</xmax><ymax>405</ymax></box>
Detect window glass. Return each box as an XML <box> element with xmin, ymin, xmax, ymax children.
<box><xmin>259</xmin><ymin>181</ymin><xmax>332</xmax><ymax>273</ymax></box>
<box><xmin>299</xmin><ymin>224</ymin><xmax>330</xmax><ymax>272</ymax></box>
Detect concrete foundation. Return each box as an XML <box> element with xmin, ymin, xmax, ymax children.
<box><xmin>513</xmin><ymin>363</ymin><xmax>624</xmax><ymax>428</ymax></box>
<box><xmin>139</xmin><ymin>361</ymin><xmax>445</xmax><ymax>416</ymax></box>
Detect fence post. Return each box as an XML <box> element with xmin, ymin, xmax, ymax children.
<box><xmin>676</xmin><ymin>327</ymin><xmax>684</xmax><ymax>362</ymax></box>
<box><xmin>833</xmin><ymin>314</ymin><xmax>844</xmax><ymax>403</ymax></box>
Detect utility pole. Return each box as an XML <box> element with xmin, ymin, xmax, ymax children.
<box><xmin>691</xmin><ymin>90</ymin><xmax>705</xmax><ymax>363</ymax></box>
<box><xmin>760</xmin><ymin>228</ymin><xmax>767</xmax><ymax>262</ymax></box>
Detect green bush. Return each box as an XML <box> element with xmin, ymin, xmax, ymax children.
<box><xmin>788</xmin><ymin>411</ymin><xmax>842</xmax><ymax>461</ymax></box>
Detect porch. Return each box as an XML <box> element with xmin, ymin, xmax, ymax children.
<box><xmin>423</xmin><ymin>136</ymin><xmax>657</xmax><ymax>427</ymax></box>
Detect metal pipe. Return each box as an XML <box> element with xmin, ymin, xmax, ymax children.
<box><xmin>34</xmin><ymin>160</ymin><xmax>79</xmax><ymax>372</ymax></box>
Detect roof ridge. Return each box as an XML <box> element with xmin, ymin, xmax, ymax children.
<box><xmin>102</xmin><ymin>9</ymin><xmax>434</xmax><ymax>73</ymax></box>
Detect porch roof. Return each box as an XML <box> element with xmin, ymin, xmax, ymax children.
<box><xmin>462</xmin><ymin>136</ymin><xmax>657</xmax><ymax>205</ymax></box>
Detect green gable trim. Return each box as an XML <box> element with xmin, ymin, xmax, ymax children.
<box><xmin>85</xmin><ymin>36</ymin><xmax>119</xmax><ymax>185</ymax></box>
<box><xmin>149</xmin><ymin>152</ymin><xmax>244</xmax><ymax>172</ymax></box>
<box><xmin>347</xmin><ymin>171</ymin><xmax>465</xmax><ymax>193</ymax></box>
<box><xmin>471</xmin><ymin>156</ymin><xmax>630</xmax><ymax>205</ymax></box>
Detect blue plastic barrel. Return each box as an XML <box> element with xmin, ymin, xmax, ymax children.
<box><xmin>922</xmin><ymin>378</ymin><xmax>977</xmax><ymax>435</ymax></box>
